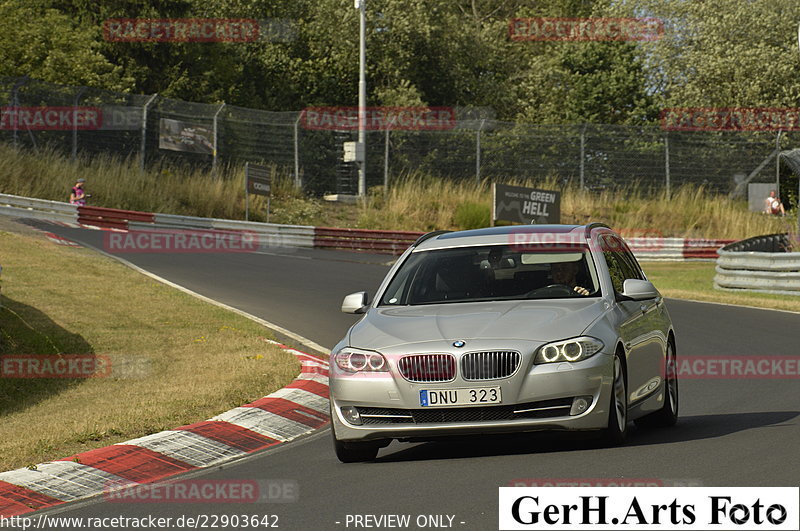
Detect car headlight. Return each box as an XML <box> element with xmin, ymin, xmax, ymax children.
<box><xmin>333</xmin><ymin>347</ymin><xmax>389</xmax><ymax>373</ymax></box>
<box><xmin>534</xmin><ymin>337</ymin><xmax>604</xmax><ymax>364</ymax></box>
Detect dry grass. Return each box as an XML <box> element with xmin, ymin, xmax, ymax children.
<box><xmin>0</xmin><ymin>228</ymin><xmax>299</xmax><ymax>471</ymax></box>
<box><xmin>0</xmin><ymin>144</ymin><xmax>316</xmax><ymax>225</ymax></box>
<box><xmin>358</xmin><ymin>173</ymin><xmax>796</xmax><ymax>239</ymax></box>
<box><xmin>0</xmin><ymin>144</ymin><xmax>795</xmax><ymax>239</ymax></box>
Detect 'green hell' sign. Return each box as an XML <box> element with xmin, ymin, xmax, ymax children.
<box><xmin>493</xmin><ymin>183</ymin><xmax>561</xmax><ymax>224</ymax></box>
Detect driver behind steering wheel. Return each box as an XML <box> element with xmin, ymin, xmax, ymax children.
<box><xmin>550</xmin><ymin>261</ymin><xmax>590</xmax><ymax>296</ymax></box>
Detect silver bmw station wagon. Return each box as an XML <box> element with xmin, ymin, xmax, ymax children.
<box><xmin>330</xmin><ymin>224</ymin><xmax>678</xmax><ymax>462</ymax></box>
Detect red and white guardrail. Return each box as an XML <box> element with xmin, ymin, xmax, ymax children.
<box><xmin>0</xmin><ymin>193</ymin><xmax>732</xmax><ymax>260</ymax></box>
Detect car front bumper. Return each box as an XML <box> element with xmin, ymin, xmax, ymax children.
<box><xmin>330</xmin><ymin>351</ymin><xmax>614</xmax><ymax>442</ymax></box>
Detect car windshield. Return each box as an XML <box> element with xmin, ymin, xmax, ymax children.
<box><xmin>380</xmin><ymin>244</ymin><xmax>601</xmax><ymax>305</ymax></box>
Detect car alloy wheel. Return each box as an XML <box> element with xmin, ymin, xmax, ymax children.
<box><xmin>601</xmin><ymin>351</ymin><xmax>628</xmax><ymax>446</ymax></box>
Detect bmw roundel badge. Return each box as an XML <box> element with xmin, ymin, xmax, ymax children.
<box><xmin>453</xmin><ymin>340</ymin><xmax>466</xmax><ymax>348</ymax></box>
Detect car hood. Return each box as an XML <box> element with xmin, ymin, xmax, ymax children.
<box><xmin>349</xmin><ymin>299</ymin><xmax>607</xmax><ymax>350</ymax></box>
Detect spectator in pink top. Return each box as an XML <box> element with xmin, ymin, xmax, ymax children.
<box><xmin>69</xmin><ymin>178</ymin><xmax>87</xmax><ymax>206</ymax></box>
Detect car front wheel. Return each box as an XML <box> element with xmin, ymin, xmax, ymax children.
<box><xmin>600</xmin><ymin>351</ymin><xmax>628</xmax><ymax>446</ymax></box>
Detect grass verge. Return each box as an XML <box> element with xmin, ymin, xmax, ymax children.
<box><xmin>0</xmin><ymin>226</ymin><xmax>300</xmax><ymax>471</ymax></box>
<box><xmin>359</xmin><ymin>174</ymin><xmax>798</xmax><ymax>240</ymax></box>
<box><xmin>1</xmin><ymin>144</ymin><xmax>796</xmax><ymax>240</ymax></box>
<box><xmin>641</xmin><ymin>261</ymin><xmax>800</xmax><ymax>313</ymax></box>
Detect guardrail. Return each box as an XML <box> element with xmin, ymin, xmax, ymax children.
<box><xmin>77</xmin><ymin>206</ymin><xmax>155</xmax><ymax>230</ymax></box>
<box><xmin>626</xmin><ymin>237</ymin><xmax>685</xmax><ymax>260</ymax></box>
<box><xmin>0</xmin><ymin>193</ymin><xmax>78</xmax><ymax>224</ymax></box>
<box><xmin>314</xmin><ymin>227</ymin><xmax>422</xmax><ymax>254</ymax></box>
<box><xmin>714</xmin><ymin>234</ymin><xmax>800</xmax><ymax>295</ymax></box>
<box><xmin>127</xmin><ymin>216</ymin><xmax>315</xmax><ymax>249</ymax></box>
<box><xmin>0</xmin><ymin>192</ymin><xmax>732</xmax><ymax>260</ymax></box>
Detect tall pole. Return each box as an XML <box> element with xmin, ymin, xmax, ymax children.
<box><xmin>357</xmin><ymin>0</ymin><xmax>367</xmax><ymax>197</ymax></box>
<box><xmin>140</xmin><ymin>94</ymin><xmax>158</xmax><ymax>171</ymax></box>
<box><xmin>579</xmin><ymin>124</ymin><xmax>586</xmax><ymax>189</ymax></box>
<box><xmin>72</xmin><ymin>87</ymin><xmax>86</xmax><ymax>160</ymax></box>
<box><xmin>294</xmin><ymin>113</ymin><xmax>301</xmax><ymax>189</ymax></box>
<box><xmin>775</xmin><ymin>131</ymin><xmax>782</xmax><ymax>197</ymax></box>
<box><xmin>664</xmin><ymin>133</ymin><xmax>671</xmax><ymax>200</ymax></box>
<box><xmin>476</xmin><ymin>119</ymin><xmax>485</xmax><ymax>185</ymax></box>
<box><xmin>212</xmin><ymin>102</ymin><xmax>225</xmax><ymax>173</ymax></box>
<box><xmin>10</xmin><ymin>78</ymin><xmax>27</xmax><ymax>149</ymax></box>
<box><xmin>384</xmin><ymin>126</ymin><xmax>389</xmax><ymax>195</ymax></box>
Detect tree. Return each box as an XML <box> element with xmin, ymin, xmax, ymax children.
<box><xmin>0</xmin><ymin>2</ymin><xmax>132</xmax><ymax>91</ymax></box>
<box><xmin>606</xmin><ymin>0</ymin><xmax>800</xmax><ymax>108</ymax></box>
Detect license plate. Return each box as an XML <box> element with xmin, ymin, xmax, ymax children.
<box><xmin>419</xmin><ymin>387</ymin><xmax>502</xmax><ymax>407</ymax></box>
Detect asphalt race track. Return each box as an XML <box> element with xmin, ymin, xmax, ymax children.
<box><xmin>16</xmin><ymin>221</ymin><xmax>800</xmax><ymax>530</ymax></box>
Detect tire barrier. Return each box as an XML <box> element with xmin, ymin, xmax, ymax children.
<box><xmin>715</xmin><ymin>234</ymin><xmax>800</xmax><ymax>295</ymax></box>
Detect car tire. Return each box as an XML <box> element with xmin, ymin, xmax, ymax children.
<box><xmin>332</xmin><ymin>433</ymin><xmax>381</xmax><ymax>463</ymax></box>
<box><xmin>600</xmin><ymin>351</ymin><xmax>628</xmax><ymax>446</ymax></box>
<box><xmin>634</xmin><ymin>339</ymin><xmax>679</xmax><ymax>429</ymax></box>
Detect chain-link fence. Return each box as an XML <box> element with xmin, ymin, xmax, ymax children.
<box><xmin>2</xmin><ymin>76</ymin><xmax>797</xmax><ymax>199</ymax></box>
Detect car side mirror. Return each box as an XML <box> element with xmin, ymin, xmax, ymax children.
<box><xmin>621</xmin><ymin>279</ymin><xmax>659</xmax><ymax>301</ymax></box>
<box><xmin>341</xmin><ymin>291</ymin><xmax>369</xmax><ymax>314</ymax></box>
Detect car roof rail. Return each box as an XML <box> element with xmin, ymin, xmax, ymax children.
<box><xmin>413</xmin><ymin>230</ymin><xmax>452</xmax><ymax>247</ymax></box>
<box><xmin>584</xmin><ymin>222</ymin><xmax>611</xmax><ymax>238</ymax></box>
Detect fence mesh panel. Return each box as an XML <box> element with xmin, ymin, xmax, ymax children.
<box><xmin>0</xmin><ymin>76</ymin><xmax>792</xmax><ymax>197</ymax></box>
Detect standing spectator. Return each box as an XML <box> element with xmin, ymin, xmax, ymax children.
<box><xmin>764</xmin><ymin>190</ymin><xmax>785</xmax><ymax>216</ymax></box>
<box><xmin>69</xmin><ymin>178</ymin><xmax>87</xmax><ymax>206</ymax></box>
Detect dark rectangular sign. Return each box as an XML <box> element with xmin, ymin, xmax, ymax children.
<box><xmin>245</xmin><ymin>163</ymin><xmax>271</xmax><ymax>197</ymax></box>
<box><xmin>493</xmin><ymin>183</ymin><xmax>561</xmax><ymax>224</ymax></box>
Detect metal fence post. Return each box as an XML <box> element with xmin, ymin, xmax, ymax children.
<box><xmin>384</xmin><ymin>126</ymin><xmax>390</xmax><ymax>195</ymax></box>
<box><xmin>776</xmin><ymin>130</ymin><xmax>783</xmax><ymax>192</ymax></box>
<box><xmin>245</xmin><ymin>161</ymin><xmax>250</xmax><ymax>221</ymax></box>
<box><xmin>11</xmin><ymin>86</ymin><xmax>18</xmax><ymax>149</ymax></box>
<box><xmin>476</xmin><ymin>118</ymin><xmax>485</xmax><ymax>184</ymax></box>
<box><xmin>10</xmin><ymin>77</ymin><xmax>28</xmax><ymax>149</ymax></box>
<box><xmin>72</xmin><ymin>87</ymin><xmax>87</xmax><ymax>161</ymax></box>
<box><xmin>664</xmin><ymin>132</ymin><xmax>671</xmax><ymax>199</ymax></box>
<box><xmin>294</xmin><ymin>113</ymin><xmax>301</xmax><ymax>189</ymax></box>
<box><xmin>140</xmin><ymin>94</ymin><xmax>158</xmax><ymax>171</ymax></box>
<box><xmin>579</xmin><ymin>124</ymin><xmax>586</xmax><ymax>189</ymax></box>
<box><xmin>212</xmin><ymin>102</ymin><xmax>226</xmax><ymax>172</ymax></box>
